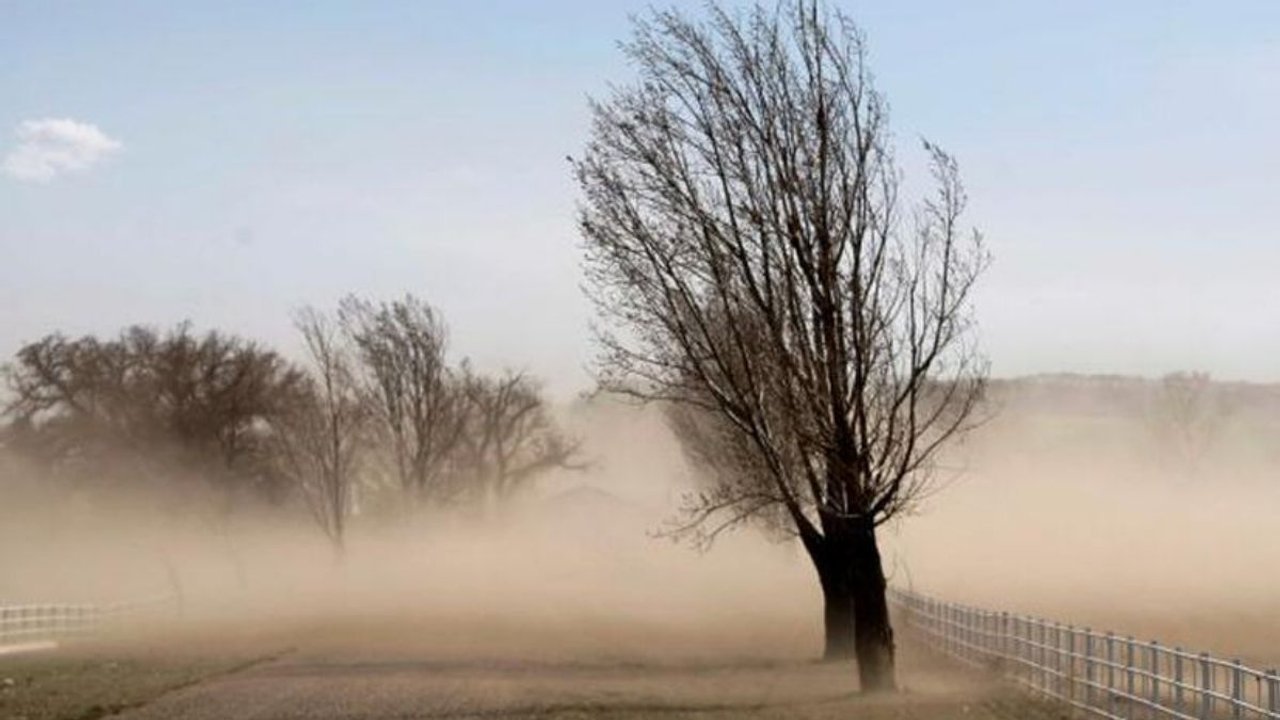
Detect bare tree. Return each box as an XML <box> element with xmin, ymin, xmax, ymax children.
<box><xmin>274</xmin><ymin>308</ymin><xmax>365</xmax><ymax>557</ymax></box>
<box><xmin>457</xmin><ymin>368</ymin><xmax>583</xmax><ymax>508</ymax></box>
<box><xmin>339</xmin><ymin>295</ymin><xmax>466</xmax><ymax>508</ymax></box>
<box><xmin>575</xmin><ymin>1</ymin><xmax>988</xmax><ymax>691</ymax></box>
<box><xmin>2</xmin><ymin>324</ymin><xmax>303</xmax><ymax>502</ymax></box>
<box><xmin>1146</xmin><ymin>371</ymin><xmax>1227</xmax><ymax>476</ymax></box>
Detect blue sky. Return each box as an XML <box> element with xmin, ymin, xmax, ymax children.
<box><xmin>2</xmin><ymin>1</ymin><xmax>1278</xmax><ymax>394</ymax></box>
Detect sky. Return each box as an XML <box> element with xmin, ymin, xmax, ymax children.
<box><xmin>2</xmin><ymin>1</ymin><xmax>1278</xmax><ymax>397</ymax></box>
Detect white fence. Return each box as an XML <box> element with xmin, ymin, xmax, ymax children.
<box><xmin>0</xmin><ymin>595</ymin><xmax>178</xmax><ymax>647</ymax></box>
<box><xmin>890</xmin><ymin>587</ymin><xmax>1280</xmax><ymax>720</ymax></box>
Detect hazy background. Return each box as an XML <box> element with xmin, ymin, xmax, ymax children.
<box><xmin>3</xmin><ymin>380</ymin><xmax>1279</xmax><ymax>666</ymax></box>
<box><xmin>2</xmin><ymin>1</ymin><xmax>1279</xmax><ymax>397</ymax></box>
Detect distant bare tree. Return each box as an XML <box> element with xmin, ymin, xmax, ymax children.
<box><xmin>457</xmin><ymin>368</ymin><xmax>582</xmax><ymax>507</ymax></box>
<box><xmin>1147</xmin><ymin>371</ymin><xmax>1227</xmax><ymax>476</ymax></box>
<box><xmin>339</xmin><ymin>295</ymin><xmax>466</xmax><ymax>507</ymax></box>
<box><xmin>576</xmin><ymin>1</ymin><xmax>988</xmax><ymax>690</ymax></box>
<box><xmin>274</xmin><ymin>308</ymin><xmax>366</xmax><ymax>556</ymax></box>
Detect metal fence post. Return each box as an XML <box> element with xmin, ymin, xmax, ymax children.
<box><xmin>1066</xmin><ymin>626</ymin><xmax>1077</xmax><ymax>704</ymax></box>
<box><xmin>936</xmin><ymin>599</ymin><xmax>943</xmax><ymax>648</ymax></box>
<box><xmin>1022</xmin><ymin>617</ymin><xmax>1031</xmax><ymax>686</ymax></box>
<box><xmin>1000</xmin><ymin>611</ymin><xmax>1009</xmax><ymax>665</ymax></box>
<box><xmin>988</xmin><ymin>604</ymin><xmax>998</xmax><ymax>661</ymax></box>
<box><xmin>1085</xmin><ymin>629</ymin><xmax>1096</xmax><ymax>709</ymax></box>
<box><xmin>952</xmin><ymin>602</ymin><xmax>962</xmax><ymax>661</ymax></box>
<box><xmin>1231</xmin><ymin>660</ymin><xmax>1243</xmax><ymax>720</ymax></box>
<box><xmin>1126</xmin><ymin>636</ymin><xmax>1136</xmax><ymax>720</ymax></box>
<box><xmin>1151</xmin><ymin>641</ymin><xmax>1161</xmax><ymax>716</ymax></box>
<box><xmin>1045</xmin><ymin>621</ymin><xmax>1053</xmax><ymax>694</ymax></box>
<box><xmin>980</xmin><ymin>609</ymin><xmax>986</xmax><ymax>663</ymax></box>
<box><xmin>1174</xmin><ymin>648</ymin><xmax>1184</xmax><ymax>715</ymax></box>
<box><xmin>948</xmin><ymin>603</ymin><xmax>955</xmax><ymax>658</ymax></box>
<box><xmin>1266</xmin><ymin>669</ymin><xmax>1279</xmax><ymax>717</ymax></box>
<box><xmin>1027</xmin><ymin>618</ymin><xmax>1034</xmax><ymax>690</ymax></box>
<box><xmin>1053</xmin><ymin>622</ymin><xmax>1062</xmax><ymax>698</ymax></box>
<box><xmin>970</xmin><ymin>607</ymin><xmax>978</xmax><ymax>663</ymax></box>
<box><xmin>1107</xmin><ymin>632</ymin><xmax>1117</xmax><ymax>716</ymax></box>
<box><xmin>969</xmin><ymin>608</ymin><xmax>976</xmax><ymax>662</ymax></box>
<box><xmin>992</xmin><ymin>611</ymin><xmax>1000</xmax><ymax>664</ymax></box>
<box><xmin>1037</xmin><ymin>620</ymin><xmax>1045</xmax><ymax>693</ymax></box>
<box><xmin>944</xmin><ymin>604</ymin><xmax>951</xmax><ymax>657</ymax></box>
<box><xmin>1200</xmin><ymin>652</ymin><xmax>1213</xmax><ymax>720</ymax></box>
<box><xmin>1045</xmin><ymin>621</ymin><xmax>1053</xmax><ymax>696</ymax></box>
<box><xmin>965</xmin><ymin>607</ymin><xmax>972</xmax><ymax>663</ymax></box>
<box><xmin>952</xmin><ymin>603</ymin><xmax>959</xmax><ymax>659</ymax></box>
<box><xmin>942</xmin><ymin>602</ymin><xmax>952</xmax><ymax>653</ymax></box>
<box><xmin>944</xmin><ymin>603</ymin><xmax>951</xmax><ymax>657</ymax></box>
<box><xmin>974</xmin><ymin>608</ymin><xmax>981</xmax><ymax>663</ymax></box>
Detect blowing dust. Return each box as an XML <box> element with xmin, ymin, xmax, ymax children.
<box><xmin>0</xmin><ymin>399</ymin><xmax>817</xmax><ymax>663</ymax></box>
<box><xmin>2</xmin><ymin>381</ymin><xmax>1278</xmax><ymax>666</ymax></box>
<box><xmin>885</xmin><ymin>376</ymin><xmax>1280</xmax><ymax>666</ymax></box>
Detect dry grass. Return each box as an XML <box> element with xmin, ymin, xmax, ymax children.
<box><xmin>0</xmin><ymin>639</ymin><xmax>279</xmax><ymax>720</ymax></box>
<box><xmin>0</xmin><ymin>625</ymin><xmax>1070</xmax><ymax>720</ymax></box>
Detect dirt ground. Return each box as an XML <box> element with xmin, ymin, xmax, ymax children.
<box><xmin>0</xmin><ymin>621</ymin><xmax>1068</xmax><ymax>720</ymax></box>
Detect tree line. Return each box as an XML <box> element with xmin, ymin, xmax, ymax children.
<box><xmin>0</xmin><ymin>295</ymin><xmax>579</xmax><ymax>555</ymax></box>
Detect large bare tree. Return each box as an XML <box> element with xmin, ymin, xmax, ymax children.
<box><xmin>576</xmin><ymin>1</ymin><xmax>988</xmax><ymax>691</ymax></box>
<box><xmin>339</xmin><ymin>295</ymin><xmax>466</xmax><ymax>508</ymax></box>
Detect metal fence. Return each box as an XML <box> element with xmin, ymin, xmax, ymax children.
<box><xmin>0</xmin><ymin>595</ymin><xmax>178</xmax><ymax>646</ymax></box>
<box><xmin>889</xmin><ymin>587</ymin><xmax>1280</xmax><ymax>720</ymax></box>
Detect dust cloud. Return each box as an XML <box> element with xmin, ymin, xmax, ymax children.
<box><xmin>884</xmin><ymin>376</ymin><xmax>1280</xmax><ymax>666</ymax></box>
<box><xmin>3</xmin><ymin>379</ymin><xmax>1278</xmax><ymax>666</ymax></box>
<box><xmin>0</xmin><ymin>399</ymin><xmax>817</xmax><ymax>664</ymax></box>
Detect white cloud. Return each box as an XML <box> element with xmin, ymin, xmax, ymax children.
<box><xmin>2</xmin><ymin>118</ymin><xmax>123</xmax><ymax>183</ymax></box>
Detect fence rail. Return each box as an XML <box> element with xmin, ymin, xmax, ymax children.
<box><xmin>0</xmin><ymin>595</ymin><xmax>178</xmax><ymax>646</ymax></box>
<box><xmin>889</xmin><ymin>587</ymin><xmax>1280</xmax><ymax>720</ymax></box>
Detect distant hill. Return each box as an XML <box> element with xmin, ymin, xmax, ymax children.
<box><xmin>986</xmin><ymin>374</ymin><xmax>1280</xmax><ymax>419</ymax></box>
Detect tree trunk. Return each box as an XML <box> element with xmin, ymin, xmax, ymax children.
<box><xmin>818</xmin><ymin>554</ymin><xmax>856</xmax><ymax>660</ymax></box>
<box><xmin>802</xmin><ymin>534</ymin><xmax>856</xmax><ymax>661</ymax></box>
<box><xmin>849</xmin><ymin>519</ymin><xmax>896</xmax><ymax>692</ymax></box>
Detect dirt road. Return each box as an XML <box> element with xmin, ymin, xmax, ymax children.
<box><xmin>97</xmin><ymin>645</ymin><xmax>1063</xmax><ymax>720</ymax></box>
